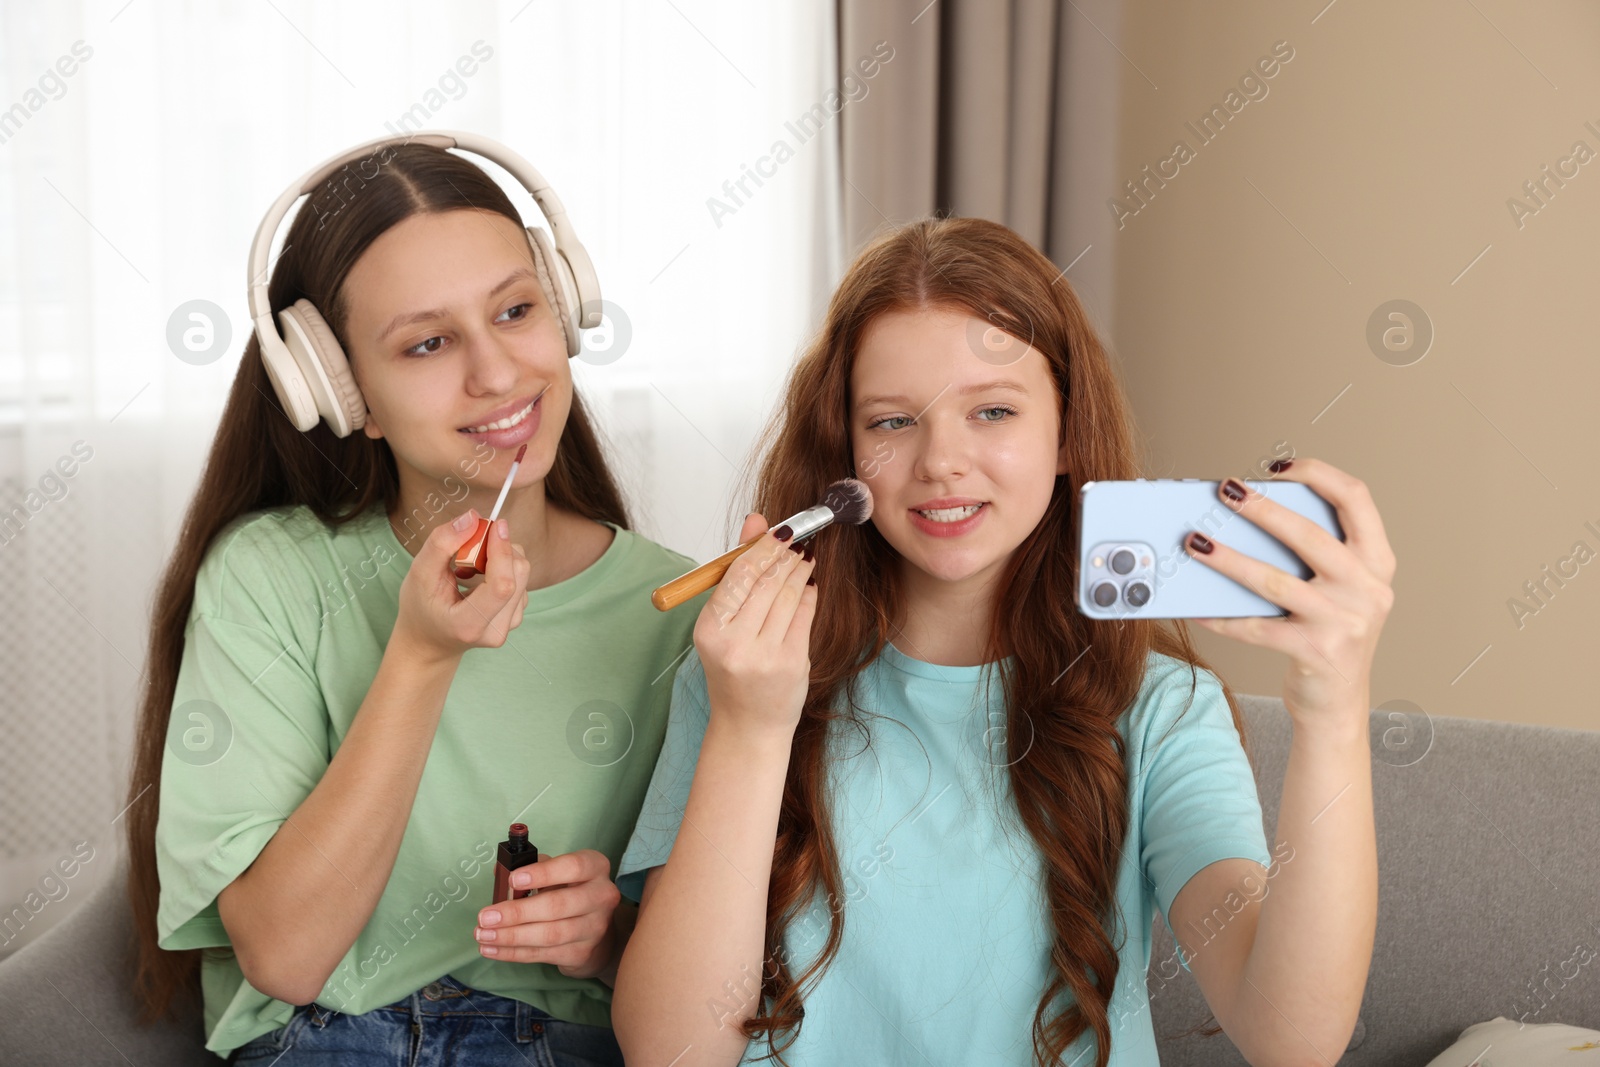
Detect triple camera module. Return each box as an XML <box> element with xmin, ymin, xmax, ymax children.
<box><xmin>1085</xmin><ymin>542</ymin><xmax>1155</xmax><ymax>613</ymax></box>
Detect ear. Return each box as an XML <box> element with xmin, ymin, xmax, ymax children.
<box><xmin>1056</xmin><ymin>434</ymin><xmax>1070</xmax><ymax>477</ymax></box>
<box><xmin>363</xmin><ymin>410</ymin><xmax>385</xmax><ymax>441</ymax></box>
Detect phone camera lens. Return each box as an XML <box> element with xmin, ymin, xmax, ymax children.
<box><xmin>1091</xmin><ymin>581</ymin><xmax>1119</xmax><ymax>608</ymax></box>
<box><xmin>1123</xmin><ymin>581</ymin><xmax>1151</xmax><ymax>608</ymax></box>
<box><xmin>1109</xmin><ymin>548</ymin><xmax>1136</xmax><ymax>575</ymax></box>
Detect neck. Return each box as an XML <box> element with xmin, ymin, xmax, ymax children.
<box><xmin>389</xmin><ymin>471</ymin><xmax>567</xmax><ymax>590</ymax></box>
<box><xmin>891</xmin><ymin>559</ymin><xmax>1005</xmax><ymax>667</ymax></box>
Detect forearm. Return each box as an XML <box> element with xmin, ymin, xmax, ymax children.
<box><xmin>613</xmin><ymin>714</ymin><xmax>791</xmax><ymax>1067</ymax></box>
<box><xmin>1236</xmin><ymin>709</ymin><xmax>1376</xmax><ymax>1066</ymax></box>
<box><xmin>221</xmin><ymin>634</ymin><xmax>460</xmax><ymax>1003</ymax></box>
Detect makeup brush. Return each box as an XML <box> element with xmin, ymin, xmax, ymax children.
<box><xmin>651</xmin><ymin>478</ymin><xmax>874</xmax><ymax>611</ymax></box>
<box><xmin>454</xmin><ymin>442</ymin><xmax>527</xmax><ymax>580</ymax></box>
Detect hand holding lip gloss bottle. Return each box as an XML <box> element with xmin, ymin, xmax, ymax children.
<box><xmin>492</xmin><ymin>822</ymin><xmax>539</xmax><ymax>903</ymax></box>
<box><xmin>454</xmin><ymin>443</ymin><xmax>528</xmax><ymax>580</ymax></box>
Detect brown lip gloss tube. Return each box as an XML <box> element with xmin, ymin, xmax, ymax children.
<box><xmin>492</xmin><ymin>822</ymin><xmax>539</xmax><ymax>903</ymax></box>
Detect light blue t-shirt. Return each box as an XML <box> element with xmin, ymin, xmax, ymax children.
<box><xmin>617</xmin><ymin>642</ymin><xmax>1273</xmax><ymax>1066</ymax></box>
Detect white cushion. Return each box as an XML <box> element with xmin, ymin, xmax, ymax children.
<box><xmin>1423</xmin><ymin>1016</ymin><xmax>1600</xmax><ymax>1065</ymax></box>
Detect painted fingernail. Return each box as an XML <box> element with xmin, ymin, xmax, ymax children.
<box><xmin>802</xmin><ymin>543</ymin><xmax>814</xmax><ymax>562</ymax></box>
<box><xmin>773</xmin><ymin>525</ymin><xmax>794</xmax><ymax>542</ymax></box>
<box><xmin>1187</xmin><ymin>532</ymin><xmax>1214</xmax><ymax>554</ymax></box>
<box><xmin>1221</xmin><ymin>478</ymin><xmax>1247</xmax><ymax>504</ymax></box>
<box><xmin>789</xmin><ymin>540</ymin><xmax>805</xmax><ymax>554</ymax></box>
<box><xmin>806</xmin><ymin>575</ymin><xmax>816</xmax><ymax>586</ymax></box>
<box><xmin>475</xmin><ymin>927</ymin><xmax>496</xmax><ymax>941</ymax></box>
<box><xmin>1268</xmin><ymin>459</ymin><xmax>1293</xmax><ymax>474</ymax></box>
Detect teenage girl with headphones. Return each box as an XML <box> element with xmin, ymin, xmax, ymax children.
<box><xmin>123</xmin><ymin>132</ymin><xmax>706</xmax><ymax>1064</ymax></box>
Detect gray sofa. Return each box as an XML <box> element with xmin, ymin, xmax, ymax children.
<box><xmin>2</xmin><ymin>696</ymin><xmax>1596</xmax><ymax>1065</ymax></box>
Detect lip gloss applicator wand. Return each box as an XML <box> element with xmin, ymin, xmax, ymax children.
<box><xmin>454</xmin><ymin>442</ymin><xmax>526</xmax><ymax>580</ymax></box>
<box><xmin>651</xmin><ymin>478</ymin><xmax>873</xmax><ymax>611</ymax></box>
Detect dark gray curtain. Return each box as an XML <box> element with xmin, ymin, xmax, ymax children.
<box><xmin>838</xmin><ymin>0</ymin><xmax>1085</xmax><ymax>263</ymax></box>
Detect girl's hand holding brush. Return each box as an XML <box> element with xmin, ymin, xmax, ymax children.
<box><xmin>650</xmin><ymin>478</ymin><xmax>871</xmax><ymax>612</ymax></box>
<box><xmin>392</xmin><ymin>510</ymin><xmax>530</xmax><ymax>665</ymax></box>
<box><xmin>692</xmin><ymin>512</ymin><xmax>818</xmax><ymax>742</ymax></box>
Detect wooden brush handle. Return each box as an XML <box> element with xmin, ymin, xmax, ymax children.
<box><xmin>651</xmin><ymin>534</ymin><xmax>765</xmax><ymax>611</ymax></box>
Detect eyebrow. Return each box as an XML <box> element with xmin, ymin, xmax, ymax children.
<box><xmin>377</xmin><ymin>267</ymin><xmax>540</xmax><ymax>343</ymax></box>
<box><xmin>854</xmin><ymin>379</ymin><xmax>1031</xmax><ymax>410</ymax></box>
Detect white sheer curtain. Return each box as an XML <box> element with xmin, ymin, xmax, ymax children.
<box><xmin>0</xmin><ymin>0</ymin><xmax>840</xmax><ymax>954</ymax></box>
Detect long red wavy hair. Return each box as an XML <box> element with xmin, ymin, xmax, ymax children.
<box><xmin>739</xmin><ymin>216</ymin><xmax>1245</xmax><ymax>1066</ymax></box>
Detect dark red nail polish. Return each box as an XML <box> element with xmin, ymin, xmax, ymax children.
<box><xmin>773</xmin><ymin>525</ymin><xmax>793</xmax><ymax>542</ymax></box>
<box><xmin>806</xmin><ymin>575</ymin><xmax>816</xmax><ymax>586</ymax></box>
<box><xmin>1268</xmin><ymin>458</ymin><xmax>1293</xmax><ymax>474</ymax></box>
<box><xmin>802</xmin><ymin>543</ymin><xmax>814</xmax><ymax>562</ymax></box>
<box><xmin>1187</xmin><ymin>532</ymin><xmax>1214</xmax><ymax>554</ymax></box>
<box><xmin>1221</xmin><ymin>478</ymin><xmax>1247</xmax><ymax>504</ymax></box>
<box><xmin>789</xmin><ymin>540</ymin><xmax>805</xmax><ymax>554</ymax></box>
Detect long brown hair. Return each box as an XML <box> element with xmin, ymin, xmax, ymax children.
<box><xmin>125</xmin><ymin>143</ymin><xmax>631</xmax><ymax>1026</ymax></box>
<box><xmin>742</xmin><ymin>217</ymin><xmax>1247</xmax><ymax>1066</ymax></box>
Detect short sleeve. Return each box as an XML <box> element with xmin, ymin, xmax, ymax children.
<box><xmin>1136</xmin><ymin>659</ymin><xmax>1271</xmax><ymax>973</ymax></box>
<box><xmin>615</xmin><ymin>647</ymin><xmax>711</xmax><ymax>903</ymax></box>
<box><xmin>154</xmin><ymin>520</ymin><xmax>332</xmax><ymax>950</ymax></box>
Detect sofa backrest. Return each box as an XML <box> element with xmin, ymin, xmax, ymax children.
<box><xmin>5</xmin><ymin>699</ymin><xmax>1594</xmax><ymax>1066</ymax></box>
<box><xmin>1148</xmin><ymin>695</ymin><xmax>1600</xmax><ymax>1066</ymax></box>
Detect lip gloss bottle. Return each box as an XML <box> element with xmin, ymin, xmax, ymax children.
<box><xmin>492</xmin><ymin>822</ymin><xmax>539</xmax><ymax>903</ymax></box>
<box><xmin>455</xmin><ymin>443</ymin><xmax>528</xmax><ymax>580</ymax></box>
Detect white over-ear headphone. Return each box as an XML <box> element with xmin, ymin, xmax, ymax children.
<box><xmin>247</xmin><ymin>129</ymin><xmax>602</xmax><ymax>437</ymax></box>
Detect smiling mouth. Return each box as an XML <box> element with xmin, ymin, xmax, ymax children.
<box><xmin>913</xmin><ymin>503</ymin><xmax>986</xmax><ymax>523</ymax></box>
<box><xmin>459</xmin><ymin>395</ymin><xmax>539</xmax><ymax>434</ymax></box>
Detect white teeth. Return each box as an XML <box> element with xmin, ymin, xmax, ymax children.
<box><xmin>916</xmin><ymin>504</ymin><xmax>982</xmax><ymax>523</ymax></box>
<box><xmin>464</xmin><ymin>397</ymin><xmax>536</xmax><ymax>433</ymax></box>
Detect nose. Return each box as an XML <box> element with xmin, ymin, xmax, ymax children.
<box><xmin>460</xmin><ymin>324</ymin><xmax>520</xmax><ymax>397</ymax></box>
<box><xmin>911</xmin><ymin>409</ymin><xmax>969</xmax><ymax>483</ymax></box>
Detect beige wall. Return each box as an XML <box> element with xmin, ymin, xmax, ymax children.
<box><xmin>1107</xmin><ymin>1</ymin><xmax>1599</xmax><ymax>730</ymax></box>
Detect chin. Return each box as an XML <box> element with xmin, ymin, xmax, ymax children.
<box><xmin>519</xmin><ymin>444</ymin><xmax>557</xmax><ymax>485</ymax></box>
<box><xmin>902</xmin><ymin>545</ymin><xmax>1002</xmax><ymax>585</ymax></box>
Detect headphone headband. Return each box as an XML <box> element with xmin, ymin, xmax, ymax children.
<box><xmin>247</xmin><ymin>129</ymin><xmax>600</xmax><ymax>342</ymax></box>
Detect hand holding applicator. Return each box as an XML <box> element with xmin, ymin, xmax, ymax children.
<box><xmin>651</xmin><ymin>479</ymin><xmax>874</xmax><ymax>611</ymax></box>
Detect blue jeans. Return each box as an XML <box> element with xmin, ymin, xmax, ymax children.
<box><xmin>228</xmin><ymin>974</ymin><xmax>623</xmax><ymax>1066</ymax></box>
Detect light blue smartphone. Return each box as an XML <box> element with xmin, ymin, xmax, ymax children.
<box><xmin>1076</xmin><ymin>479</ymin><xmax>1345</xmax><ymax>620</ymax></box>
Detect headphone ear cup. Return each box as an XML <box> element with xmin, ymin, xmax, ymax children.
<box><xmin>258</xmin><ymin>320</ymin><xmax>320</xmax><ymax>431</ymax></box>
<box><xmin>526</xmin><ymin>227</ymin><xmax>582</xmax><ymax>357</ymax></box>
<box><xmin>277</xmin><ymin>299</ymin><xmax>367</xmax><ymax>437</ymax></box>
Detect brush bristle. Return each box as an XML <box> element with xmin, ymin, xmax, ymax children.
<box><xmin>822</xmin><ymin>478</ymin><xmax>873</xmax><ymax>525</ymax></box>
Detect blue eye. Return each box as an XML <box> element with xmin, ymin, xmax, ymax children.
<box><xmin>867</xmin><ymin>415</ymin><xmax>912</xmax><ymax>431</ymax></box>
<box><xmin>977</xmin><ymin>405</ymin><xmax>1017</xmax><ymax>422</ymax></box>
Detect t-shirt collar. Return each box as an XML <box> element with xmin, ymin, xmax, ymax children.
<box><xmin>371</xmin><ymin>507</ymin><xmax>630</xmax><ymax>615</ymax></box>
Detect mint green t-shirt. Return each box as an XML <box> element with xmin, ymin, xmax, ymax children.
<box><xmin>154</xmin><ymin>503</ymin><xmax>706</xmax><ymax>1056</ymax></box>
<box><xmin>617</xmin><ymin>643</ymin><xmax>1275</xmax><ymax>1065</ymax></box>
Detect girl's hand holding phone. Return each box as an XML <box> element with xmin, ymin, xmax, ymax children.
<box><xmin>1185</xmin><ymin>458</ymin><xmax>1397</xmax><ymax>729</ymax></box>
<box><xmin>473</xmin><ymin>849</ymin><xmax>623</xmax><ymax>977</ymax></box>
<box><xmin>392</xmin><ymin>508</ymin><xmax>531</xmax><ymax>663</ymax></box>
<box><xmin>693</xmin><ymin>512</ymin><xmax>819</xmax><ymax>742</ymax></box>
